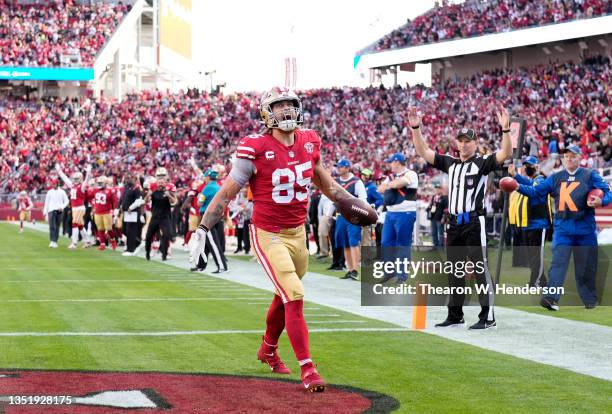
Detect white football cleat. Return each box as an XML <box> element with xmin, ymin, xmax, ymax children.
<box><xmin>122</xmin><ymin>251</ymin><xmax>134</xmax><ymax>257</ymax></box>
<box><xmin>68</xmin><ymin>243</ymin><xmax>77</xmax><ymax>249</ymax></box>
<box><xmin>50</xmin><ymin>242</ymin><xmax>58</xmax><ymax>248</ymax></box>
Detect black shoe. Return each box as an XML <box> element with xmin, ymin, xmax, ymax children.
<box><xmin>145</xmin><ymin>251</ymin><xmax>150</xmax><ymax>261</ymax></box>
<box><xmin>349</xmin><ymin>270</ymin><xmax>359</xmax><ymax>281</ymax></box>
<box><xmin>212</xmin><ymin>268</ymin><xmax>229</xmax><ymax>274</ymax></box>
<box><xmin>469</xmin><ymin>320</ymin><xmax>497</xmax><ymax>330</ymax></box>
<box><xmin>233</xmin><ymin>248</ymin><xmax>243</xmax><ymax>253</ymax></box>
<box><xmin>540</xmin><ymin>297</ymin><xmax>559</xmax><ymax>311</ymax></box>
<box><xmin>435</xmin><ymin>318</ymin><xmax>465</xmax><ymax>328</ymax></box>
<box><xmin>327</xmin><ymin>265</ymin><xmax>344</xmax><ymax>271</ymax></box>
<box><xmin>379</xmin><ymin>274</ymin><xmax>397</xmax><ymax>284</ymax></box>
<box><xmin>340</xmin><ymin>271</ymin><xmax>354</xmax><ymax>279</ymax></box>
<box><xmin>190</xmin><ymin>267</ymin><xmax>204</xmax><ymax>272</ymax></box>
<box><xmin>585</xmin><ymin>303</ymin><xmax>597</xmax><ymax>309</ymax></box>
<box><xmin>161</xmin><ymin>256</ymin><xmax>167</xmax><ymax>261</ymax></box>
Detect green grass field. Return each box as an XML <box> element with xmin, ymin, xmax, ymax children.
<box><xmin>230</xmin><ymin>241</ymin><xmax>612</xmax><ymax>328</ymax></box>
<box><xmin>1</xmin><ymin>223</ymin><xmax>611</xmax><ymax>413</ymax></box>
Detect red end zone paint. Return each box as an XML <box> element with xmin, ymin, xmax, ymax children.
<box><xmin>0</xmin><ymin>370</ymin><xmax>399</xmax><ymax>413</ymax></box>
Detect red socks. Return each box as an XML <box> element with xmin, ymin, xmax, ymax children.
<box><xmin>184</xmin><ymin>231</ymin><xmax>193</xmax><ymax>245</ymax></box>
<box><xmin>284</xmin><ymin>299</ymin><xmax>310</xmax><ymax>362</ymax></box>
<box><xmin>97</xmin><ymin>230</ymin><xmax>106</xmax><ymax>245</ymax></box>
<box><xmin>264</xmin><ymin>294</ymin><xmax>285</xmax><ymax>346</ymax></box>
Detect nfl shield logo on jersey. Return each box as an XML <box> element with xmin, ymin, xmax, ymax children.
<box><xmin>304</xmin><ymin>142</ymin><xmax>314</xmax><ymax>154</ymax></box>
<box><xmin>265</xmin><ymin>151</ymin><xmax>275</xmax><ymax>160</ymax></box>
<box><xmin>467</xmin><ymin>178</ymin><xmax>474</xmax><ymax>186</ymax></box>
<box><xmin>288</xmin><ymin>151</ymin><xmax>295</xmax><ymax>158</ymax></box>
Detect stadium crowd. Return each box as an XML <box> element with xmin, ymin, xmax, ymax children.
<box><xmin>365</xmin><ymin>0</ymin><xmax>611</xmax><ymax>53</ymax></box>
<box><xmin>0</xmin><ymin>0</ymin><xmax>130</xmax><ymax>67</ymax></box>
<box><xmin>2</xmin><ymin>56</ymin><xmax>610</xmax><ymax>196</ymax></box>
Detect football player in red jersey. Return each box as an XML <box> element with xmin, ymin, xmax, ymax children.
<box><xmin>182</xmin><ymin>179</ymin><xmax>204</xmax><ymax>248</ymax></box>
<box><xmin>17</xmin><ymin>191</ymin><xmax>33</xmax><ymax>233</ymax></box>
<box><xmin>190</xmin><ymin>87</ymin><xmax>358</xmax><ymax>392</ymax></box>
<box><xmin>90</xmin><ymin>175</ymin><xmax>117</xmax><ymax>251</ymax></box>
<box><xmin>56</xmin><ymin>164</ymin><xmax>92</xmax><ymax>248</ymax></box>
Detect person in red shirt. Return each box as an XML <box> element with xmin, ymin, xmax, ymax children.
<box><xmin>16</xmin><ymin>191</ymin><xmax>33</xmax><ymax>233</ymax></box>
<box><xmin>56</xmin><ymin>163</ymin><xmax>92</xmax><ymax>248</ymax></box>
<box><xmin>189</xmin><ymin>87</ymin><xmax>362</xmax><ymax>393</ymax></box>
<box><xmin>90</xmin><ymin>175</ymin><xmax>117</xmax><ymax>251</ymax></box>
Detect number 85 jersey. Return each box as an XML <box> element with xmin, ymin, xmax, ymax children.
<box><xmin>234</xmin><ymin>129</ymin><xmax>321</xmax><ymax>233</ymax></box>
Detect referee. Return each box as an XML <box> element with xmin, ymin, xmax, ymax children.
<box><xmin>409</xmin><ymin>106</ymin><xmax>513</xmax><ymax>330</ymax></box>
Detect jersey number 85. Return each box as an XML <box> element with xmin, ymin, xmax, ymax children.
<box><xmin>272</xmin><ymin>161</ymin><xmax>312</xmax><ymax>204</ymax></box>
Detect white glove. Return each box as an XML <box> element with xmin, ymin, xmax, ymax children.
<box><xmin>189</xmin><ymin>225</ymin><xmax>208</xmax><ymax>264</ymax></box>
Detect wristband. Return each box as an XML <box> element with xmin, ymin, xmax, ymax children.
<box><xmin>502</xmin><ymin>129</ymin><xmax>510</xmax><ymax>133</ymax></box>
<box><xmin>411</xmin><ymin>125</ymin><xmax>421</xmax><ymax>130</ymax></box>
<box><xmin>198</xmin><ymin>224</ymin><xmax>209</xmax><ymax>232</ymax></box>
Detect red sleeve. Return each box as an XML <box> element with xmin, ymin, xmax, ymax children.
<box><xmin>235</xmin><ymin>134</ymin><xmax>262</xmax><ymax>160</ymax></box>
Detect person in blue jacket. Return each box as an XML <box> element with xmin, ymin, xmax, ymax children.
<box><xmin>516</xmin><ymin>145</ymin><xmax>611</xmax><ymax>310</ymax></box>
<box><xmin>360</xmin><ymin>168</ymin><xmax>384</xmax><ymax>248</ymax></box>
<box><xmin>508</xmin><ymin>156</ymin><xmax>551</xmax><ymax>288</ymax></box>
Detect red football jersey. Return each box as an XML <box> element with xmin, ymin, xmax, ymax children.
<box><xmin>236</xmin><ymin>129</ymin><xmax>321</xmax><ymax>233</ymax></box>
<box><xmin>91</xmin><ymin>188</ymin><xmax>116</xmax><ymax>214</ymax></box>
<box><xmin>69</xmin><ymin>186</ymin><xmax>88</xmax><ymax>208</ymax></box>
<box><xmin>17</xmin><ymin>195</ymin><xmax>32</xmax><ymax>211</ymax></box>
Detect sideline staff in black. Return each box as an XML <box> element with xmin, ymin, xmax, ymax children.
<box><xmin>409</xmin><ymin>106</ymin><xmax>513</xmax><ymax>330</ymax></box>
<box><xmin>145</xmin><ymin>167</ymin><xmax>177</xmax><ymax>261</ymax></box>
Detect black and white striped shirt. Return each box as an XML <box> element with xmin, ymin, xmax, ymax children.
<box><xmin>433</xmin><ymin>153</ymin><xmax>500</xmax><ymax>216</ymax></box>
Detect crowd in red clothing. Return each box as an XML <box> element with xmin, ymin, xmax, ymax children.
<box><xmin>0</xmin><ymin>0</ymin><xmax>130</xmax><ymax>67</ymax></box>
<box><xmin>1</xmin><ymin>56</ymin><xmax>610</xmax><ymax>195</ymax></box>
<box><xmin>364</xmin><ymin>0</ymin><xmax>611</xmax><ymax>54</ymax></box>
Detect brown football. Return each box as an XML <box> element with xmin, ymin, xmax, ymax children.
<box><xmin>336</xmin><ymin>197</ymin><xmax>378</xmax><ymax>226</ymax></box>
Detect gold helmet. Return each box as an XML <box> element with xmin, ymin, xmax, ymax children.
<box><xmin>260</xmin><ymin>87</ymin><xmax>303</xmax><ymax>131</ymax></box>
<box><xmin>155</xmin><ymin>167</ymin><xmax>168</xmax><ymax>179</ymax></box>
<box><xmin>72</xmin><ymin>171</ymin><xmax>83</xmax><ymax>184</ymax></box>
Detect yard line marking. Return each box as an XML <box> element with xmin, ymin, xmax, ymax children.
<box><xmin>303</xmin><ymin>314</ymin><xmax>341</xmax><ymax>317</ymax></box>
<box><xmin>304</xmin><ymin>307</ymin><xmax>321</xmax><ymax>310</ymax></box>
<box><xmin>0</xmin><ymin>279</ymin><xmax>225</xmax><ymax>283</ymax></box>
<box><xmin>0</xmin><ymin>327</ymin><xmax>409</xmax><ymax>337</ymax></box>
<box><xmin>308</xmin><ymin>320</ymin><xmax>366</xmax><ymax>324</ymax></box>
<box><xmin>0</xmin><ymin>297</ymin><xmax>270</xmax><ymax>303</ymax></box>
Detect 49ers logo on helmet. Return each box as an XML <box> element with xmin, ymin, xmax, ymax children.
<box><xmin>0</xmin><ymin>369</ymin><xmax>399</xmax><ymax>413</ymax></box>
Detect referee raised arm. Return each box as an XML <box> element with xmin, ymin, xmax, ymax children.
<box><xmin>409</xmin><ymin>106</ymin><xmax>513</xmax><ymax>330</ymax></box>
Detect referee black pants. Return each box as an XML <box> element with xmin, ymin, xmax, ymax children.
<box><xmin>197</xmin><ymin>222</ymin><xmax>228</xmax><ymax>271</ymax></box>
<box><xmin>446</xmin><ymin>217</ymin><xmax>495</xmax><ymax>322</ymax></box>
<box><xmin>145</xmin><ymin>216</ymin><xmax>173</xmax><ymax>259</ymax></box>
<box><xmin>124</xmin><ymin>221</ymin><xmax>141</xmax><ymax>253</ymax></box>
<box><xmin>524</xmin><ymin>228</ymin><xmax>548</xmax><ymax>288</ymax></box>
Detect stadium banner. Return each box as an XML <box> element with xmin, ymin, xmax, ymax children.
<box><xmin>160</xmin><ymin>0</ymin><xmax>192</xmax><ymax>60</ymax></box>
<box><xmin>0</xmin><ymin>66</ymin><xmax>94</xmax><ymax>81</ymax></box>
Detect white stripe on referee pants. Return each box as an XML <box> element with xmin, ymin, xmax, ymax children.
<box><xmin>479</xmin><ymin>216</ymin><xmax>495</xmax><ymax>321</ymax></box>
<box><xmin>206</xmin><ymin>230</ymin><xmax>224</xmax><ymax>269</ymax></box>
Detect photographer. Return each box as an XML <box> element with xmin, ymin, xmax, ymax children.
<box><xmin>144</xmin><ymin>168</ymin><xmax>177</xmax><ymax>261</ymax></box>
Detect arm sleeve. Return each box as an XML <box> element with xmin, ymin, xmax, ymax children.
<box><xmin>81</xmin><ymin>168</ymin><xmax>91</xmax><ymax>192</ymax></box>
<box><xmin>480</xmin><ymin>154</ymin><xmax>501</xmax><ymax>175</ymax></box>
<box><xmin>591</xmin><ymin>170</ymin><xmax>612</xmax><ymax>207</ymax></box>
<box><xmin>518</xmin><ymin>175</ymin><xmax>554</xmax><ymax>198</ymax></box>
<box><xmin>57</xmin><ymin>169</ymin><xmax>73</xmax><ymax>187</ymax></box>
<box><xmin>43</xmin><ymin>193</ymin><xmax>50</xmax><ymax>215</ymax></box>
<box><xmin>514</xmin><ymin>174</ymin><xmax>533</xmax><ymax>186</ymax></box>
<box><xmin>228</xmin><ymin>158</ymin><xmax>255</xmax><ymax>188</ymax></box>
<box><xmin>354</xmin><ymin>180</ymin><xmax>367</xmax><ymax>201</ymax></box>
<box><xmin>433</xmin><ymin>153</ymin><xmax>453</xmax><ymax>173</ymax></box>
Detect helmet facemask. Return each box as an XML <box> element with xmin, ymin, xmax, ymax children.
<box><xmin>260</xmin><ymin>88</ymin><xmax>304</xmax><ymax>132</ymax></box>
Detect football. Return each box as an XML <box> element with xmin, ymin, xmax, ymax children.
<box><xmin>499</xmin><ymin>177</ymin><xmax>518</xmax><ymax>193</ymax></box>
<box><xmin>335</xmin><ymin>197</ymin><xmax>378</xmax><ymax>226</ymax></box>
<box><xmin>588</xmin><ymin>189</ymin><xmax>604</xmax><ymax>203</ymax></box>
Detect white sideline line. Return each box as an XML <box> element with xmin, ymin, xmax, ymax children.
<box><xmin>0</xmin><ymin>297</ymin><xmax>270</xmax><ymax>303</ymax></box>
<box><xmin>0</xmin><ymin>327</ymin><xmax>408</xmax><ymax>337</ymax></box>
<box><xmin>304</xmin><ymin>314</ymin><xmax>341</xmax><ymax>317</ymax></box>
